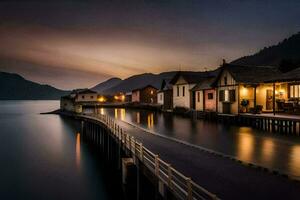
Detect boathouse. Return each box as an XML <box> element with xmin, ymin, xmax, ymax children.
<box><xmin>131</xmin><ymin>85</ymin><xmax>158</xmax><ymax>104</ymax></box>
<box><xmin>213</xmin><ymin>64</ymin><xmax>282</xmax><ymax>114</ymax></box>
<box><xmin>60</xmin><ymin>89</ymin><xmax>98</xmax><ymax>113</ymax></box>
<box><xmin>170</xmin><ymin>71</ymin><xmax>216</xmax><ymax>109</ymax></box>
<box><xmin>157</xmin><ymin>79</ymin><xmax>173</xmax><ymax>110</ymax></box>
<box><xmin>73</xmin><ymin>89</ymin><xmax>98</xmax><ymax>103</ymax></box>
<box><xmin>191</xmin><ymin>77</ymin><xmax>217</xmax><ymax>112</ymax></box>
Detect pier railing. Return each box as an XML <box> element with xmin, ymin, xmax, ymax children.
<box><xmin>82</xmin><ymin>113</ymin><xmax>219</xmax><ymax>200</ymax></box>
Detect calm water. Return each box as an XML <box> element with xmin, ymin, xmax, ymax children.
<box><xmin>93</xmin><ymin>107</ymin><xmax>300</xmax><ymax>179</ymax></box>
<box><xmin>0</xmin><ymin>101</ymin><xmax>124</xmax><ymax>200</ymax></box>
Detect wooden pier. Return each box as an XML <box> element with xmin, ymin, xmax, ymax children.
<box><xmin>73</xmin><ymin>112</ymin><xmax>218</xmax><ymax>200</ymax></box>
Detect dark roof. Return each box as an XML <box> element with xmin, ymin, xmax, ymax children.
<box><xmin>191</xmin><ymin>77</ymin><xmax>216</xmax><ymax>91</ymax></box>
<box><xmin>71</xmin><ymin>88</ymin><xmax>97</xmax><ymax>94</ymax></box>
<box><xmin>213</xmin><ymin>64</ymin><xmax>282</xmax><ymax>85</ymax></box>
<box><xmin>266</xmin><ymin>67</ymin><xmax>300</xmax><ymax>82</ymax></box>
<box><xmin>61</xmin><ymin>95</ymin><xmax>75</xmax><ymax>100</ymax></box>
<box><xmin>159</xmin><ymin>79</ymin><xmax>172</xmax><ymax>91</ymax></box>
<box><xmin>169</xmin><ymin>71</ymin><xmax>217</xmax><ymax>85</ymax></box>
<box><xmin>132</xmin><ymin>84</ymin><xmax>158</xmax><ymax>92</ymax></box>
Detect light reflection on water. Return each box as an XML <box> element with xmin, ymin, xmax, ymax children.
<box><xmin>90</xmin><ymin>107</ymin><xmax>300</xmax><ymax>179</ymax></box>
<box><xmin>290</xmin><ymin>146</ymin><xmax>300</xmax><ymax>177</ymax></box>
<box><xmin>76</xmin><ymin>133</ymin><xmax>81</xmax><ymax>169</ymax></box>
<box><xmin>237</xmin><ymin>132</ymin><xmax>254</xmax><ymax>162</ymax></box>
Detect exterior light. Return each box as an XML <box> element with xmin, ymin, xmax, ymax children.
<box><xmin>150</xmin><ymin>90</ymin><xmax>153</xmax><ymax>95</ymax></box>
<box><xmin>98</xmin><ymin>96</ymin><xmax>106</xmax><ymax>102</ymax></box>
<box><xmin>121</xmin><ymin>95</ymin><xmax>125</xmax><ymax>101</ymax></box>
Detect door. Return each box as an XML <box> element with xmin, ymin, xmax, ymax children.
<box><xmin>266</xmin><ymin>89</ymin><xmax>273</xmax><ymax>110</ymax></box>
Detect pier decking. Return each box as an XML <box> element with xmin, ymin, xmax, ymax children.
<box><xmin>63</xmin><ymin>111</ymin><xmax>300</xmax><ymax>200</ymax></box>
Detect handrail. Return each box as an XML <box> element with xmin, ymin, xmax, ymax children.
<box><xmin>81</xmin><ymin>113</ymin><xmax>219</xmax><ymax>200</ymax></box>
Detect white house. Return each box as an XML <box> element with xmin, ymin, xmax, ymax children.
<box><xmin>74</xmin><ymin>89</ymin><xmax>98</xmax><ymax>103</ymax></box>
<box><xmin>170</xmin><ymin>71</ymin><xmax>215</xmax><ymax>109</ymax></box>
<box><xmin>60</xmin><ymin>89</ymin><xmax>98</xmax><ymax>113</ymax></box>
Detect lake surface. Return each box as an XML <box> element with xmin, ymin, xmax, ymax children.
<box><xmin>0</xmin><ymin>101</ymin><xmax>124</xmax><ymax>200</ymax></box>
<box><xmin>93</xmin><ymin>107</ymin><xmax>300</xmax><ymax>179</ymax></box>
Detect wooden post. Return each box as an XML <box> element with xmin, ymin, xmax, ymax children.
<box><xmin>155</xmin><ymin>155</ymin><xmax>159</xmax><ymax>176</ymax></box>
<box><xmin>254</xmin><ymin>85</ymin><xmax>257</xmax><ymax>109</ymax></box>
<box><xmin>140</xmin><ymin>143</ymin><xmax>144</xmax><ymax>161</ymax></box>
<box><xmin>273</xmin><ymin>83</ymin><xmax>276</xmax><ymax>115</ymax></box>
<box><xmin>167</xmin><ymin>164</ymin><xmax>172</xmax><ymax>188</ymax></box>
<box><xmin>186</xmin><ymin>177</ymin><xmax>192</xmax><ymax>200</ymax></box>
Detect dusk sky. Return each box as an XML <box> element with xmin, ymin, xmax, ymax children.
<box><xmin>0</xmin><ymin>0</ymin><xmax>299</xmax><ymax>89</ymax></box>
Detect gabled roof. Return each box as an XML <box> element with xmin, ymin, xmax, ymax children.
<box><xmin>132</xmin><ymin>84</ymin><xmax>158</xmax><ymax>92</ymax></box>
<box><xmin>160</xmin><ymin>79</ymin><xmax>172</xmax><ymax>91</ymax></box>
<box><xmin>169</xmin><ymin>71</ymin><xmax>217</xmax><ymax>85</ymax></box>
<box><xmin>191</xmin><ymin>77</ymin><xmax>216</xmax><ymax>91</ymax></box>
<box><xmin>213</xmin><ymin>64</ymin><xmax>282</xmax><ymax>85</ymax></box>
<box><xmin>266</xmin><ymin>67</ymin><xmax>300</xmax><ymax>82</ymax></box>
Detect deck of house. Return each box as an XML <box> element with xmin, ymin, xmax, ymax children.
<box><xmin>241</xmin><ymin>112</ymin><xmax>300</xmax><ymax>120</ymax></box>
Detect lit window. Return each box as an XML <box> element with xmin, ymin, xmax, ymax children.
<box><xmin>224</xmin><ymin>90</ymin><xmax>229</xmax><ymax>101</ymax></box>
<box><xmin>290</xmin><ymin>85</ymin><xmax>294</xmax><ymax>98</ymax></box>
<box><xmin>290</xmin><ymin>84</ymin><xmax>300</xmax><ymax>98</ymax></box>
<box><xmin>150</xmin><ymin>90</ymin><xmax>153</xmax><ymax>95</ymax></box>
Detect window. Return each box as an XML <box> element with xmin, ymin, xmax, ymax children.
<box><xmin>177</xmin><ymin>86</ymin><xmax>180</xmax><ymax>96</ymax></box>
<box><xmin>182</xmin><ymin>86</ymin><xmax>185</xmax><ymax>97</ymax></box>
<box><xmin>229</xmin><ymin>90</ymin><xmax>236</xmax><ymax>102</ymax></box>
<box><xmin>82</xmin><ymin>95</ymin><xmax>85</xmax><ymax>99</ymax></box>
<box><xmin>224</xmin><ymin>76</ymin><xmax>228</xmax><ymax>85</ymax></box>
<box><xmin>219</xmin><ymin>90</ymin><xmax>225</xmax><ymax>101</ymax></box>
<box><xmin>160</xmin><ymin>94</ymin><xmax>163</xmax><ymax>101</ymax></box>
<box><xmin>290</xmin><ymin>84</ymin><xmax>300</xmax><ymax>98</ymax></box>
<box><xmin>91</xmin><ymin>96</ymin><xmax>93</xmax><ymax>99</ymax></box>
<box><xmin>207</xmin><ymin>93</ymin><xmax>213</xmax><ymax>99</ymax></box>
<box><xmin>224</xmin><ymin>90</ymin><xmax>229</xmax><ymax>101</ymax></box>
<box><xmin>150</xmin><ymin>90</ymin><xmax>154</xmax><ymax>95</ymax></box>
<box><xmin>197</xmin><ymin>92</ymin><xmax>200</xmax><ymax>102</ymax></box>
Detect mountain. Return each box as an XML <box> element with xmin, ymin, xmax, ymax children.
<box><xmin>0</xmin><ymin>71</ymin><xmax>69</xmax><ymax>100</ymax></box>
<box><xmin>91</xmin><ymin>77</ymin><xmax>122</xmax><ymax>93</ymax></box>
<box><xmin>97</xmin><ymin>72</ymin><xmax>178</xmax><ymax>95</ymax></box>
<box><xmin>231</xmin><ymin>32</ymin><xmax>300</xmax><ymax>72</ymax></box>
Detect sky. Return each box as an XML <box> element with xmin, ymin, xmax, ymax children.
<box><xmin>0</xmin><ymin>0</ymin><xmax>299</xmax><ymax>90</ymax></box>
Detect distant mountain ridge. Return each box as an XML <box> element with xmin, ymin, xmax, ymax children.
<box><xmin>91</xmin><ymin>77</ymin><xmax>122</xmax><ymax>93</ymax></box>
<box><xmin>92</xmin><ymin>72</ymin><xmax>178</xmax><ymax>95</ymax></box>
<box><xmin>231</xmin><ymin>32</ymin><xmax>300</xmax><ymax>71</ymax></box>
<box><xmin>0</xmin><ymin>71</ymin><xmax>69</xmax><ymax>100</ymax></box>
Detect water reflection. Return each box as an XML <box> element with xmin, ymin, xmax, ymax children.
<box><xmin>147</xmin><ymin>113</ymin><xmax>154</xmax><ymax>129</ymax></box>
<box><xmin>100</xmin><ymin>108</ymin><xmax>105</xmax><ymax>115</ymax></box>
<box><xmin>76</xmin><ymin>133</ymin><xmax>81</xmax><ymax>169</ymax></box>
<box><xmin>290</xmin><ymin>146</ymin><xmax>300</xmax><ymax>177</ymax></box>
<box><xmin>261</xmin><ymin>139</ymin><xmax>274</xmax><ymax>164</ymax></box>
<box><xmin>136</xmin><ymin>112</ymin><xmax>140</xmax><ymax>124</ymax></box>
<box><xmin>237</xmin><ymin>131</ymin><xmax>254</xmax><ymax>162</ymax></box>
<box><xmin>114</xmin><ymin>108</ymin><xmax>126</xmax><ymax>121</ymax></box>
